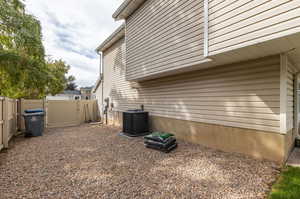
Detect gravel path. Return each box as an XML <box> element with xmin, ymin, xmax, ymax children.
<box><xmin>0</xmin><ymin>124</ymin><xmax>280</xmax><ymax>199</ymax></box>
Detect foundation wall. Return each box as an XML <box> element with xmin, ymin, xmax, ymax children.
<box><xmin>150</xmin><ymin>115</ymin><xmax>287</xmax><ymax>163</ymax></box>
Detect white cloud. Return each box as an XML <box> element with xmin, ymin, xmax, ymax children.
<box><xmin>25</xmin><ymin>0</ymin><xmax>123</xmax><ymax>87</ymax></box>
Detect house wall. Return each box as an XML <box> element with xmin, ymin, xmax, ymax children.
<box><xmin>102</xmin><ymin>37</ymin><xmax>282</xmax><ymax>133</ymax></box>
<box><xmin>131</xmin><ymin>57</ymin><xmax>281</xmax><ymax>133</ymax></box>
<box><xmin>103</xmin><ymin>45</ymin><xmax>116</xmax><ymax>107</ymax></box>
<box><xmin>98</xmin><ymin>0</ymin><xmax>300</xmax><ymax>162</ymax></box>
<box><xmin>126</xmin><ymin>0</ymin><xmax>205</xmax><ymax>81</ymax></box>
<box><xmin>100</xmin><ymin>38</ymin><xmax>138</xmax><ymax>124</ymax></box>
<box><xmin>208</xmin><ymin>0</ymin><xmax>300</xmax><ymax>56</ymax></box>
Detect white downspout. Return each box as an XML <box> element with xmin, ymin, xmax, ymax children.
<box><xmin>96</xmin><ymin>51</ymin><xmax>104</xmax><ymax>118</ymax></box>
<box><xmin>100</xmin><ymin>52</ymin><xmax>104</xmax><ymax>118</ymax></box>
<box><xmin>203</xmin><ymin>0</ymin><xmax>209</xmax><ymax>57</ymax></box>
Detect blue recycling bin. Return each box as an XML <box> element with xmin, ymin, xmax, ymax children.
<box><xmin>23</xmin><ymin>109</ymin><xmax>45</xmax><ymax>137</ymax></box>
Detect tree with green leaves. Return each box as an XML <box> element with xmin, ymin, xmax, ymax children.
<box><xmin>66</xmin><ymin>75</ymin><xmax>78</xmax><ymax>91</ymax></box>
<box><xmin>46</xmin><ymin>58</ymin><xmax>72</xmax><ymax>96</ymax></box>
<box><xmin>0</xmin><ymin>0</ymin><xmax>71</xmax><ymax>99</ymax></box>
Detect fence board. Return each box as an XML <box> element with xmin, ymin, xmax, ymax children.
<box><xmin>2</xmin><ymin>98</ymin><xmax>8</xmax><ymax>148</ymax></box>
<box><xmin>6</xmin><ymin>98</ymin><xmax>18</xmax><ymax>142</ymax></box>
<box><xmin>0</xmin><ymin>97</ymin><xmax>4</xmax><ymax>151</ymax></box>
<box><xmin>0</xmin><ymin>97</ymin><xmax>18</xmax><ymax>149</ymax></box>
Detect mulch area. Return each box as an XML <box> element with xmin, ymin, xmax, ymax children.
<box><xmin>0</xmin><ymin>124</ymin><xmax>280</xmax><ymax>199</ymax></box>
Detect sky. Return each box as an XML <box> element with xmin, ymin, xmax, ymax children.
<box><xmin>25</xmin><ymin>0</ymin><xmax>123</xmax><ymax>87</ymax></box>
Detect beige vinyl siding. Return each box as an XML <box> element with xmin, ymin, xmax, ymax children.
<box><xmin>286</xmin><ymin>62</ymin><xmax>295</xmax><ymax>131</ymax></box>
<box><xmin>208</xmin><ymin>0</ymin><xmax>300</xmax><ymax>56</ymax></box>
<box><xmin>103</xmin><ymin>48</ymin><xmax>113</xmax><ymax>107</ymax></box>
<box><xmin>103</xmin><ymin>38</ymin><xmax>138</xmax><ymax>120</ymax></box>
<box><xmin>104</xmin><ymin>37</ymin><xmax>281</xmax><ymax>133</ymax></box>
<box><xmin>103</xmin><ymin>38</ymin><xmax>139</xmax><ymax>121</ymax></box>
<box><xmin>125</xmin><ymin>0</ymin><xmax>205</xmax><ymax>81</ymax></box>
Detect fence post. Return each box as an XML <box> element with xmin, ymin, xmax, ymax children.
<box><xmin>77</xmin><ymin>100</ymin><xmax>81</xmax><ymax>125</ymax></box>
<box><xmin>17</xmin><ymin>99</ymin><xmax>21</xmax><ymax>131</ymax></box>
<box><xmin>2</xmin><ymin>97</ymin><xmax>9</xmax><ymax>148</ymax></box>
<box><xmin>20</xmin><ymin>98</ymin><xmax>24</xmax><ymax>131</ymax></box>
<box><xmin>14</xmin><ymin>99</ymin><xmax>18</xmax><ymax>133</ymax></box>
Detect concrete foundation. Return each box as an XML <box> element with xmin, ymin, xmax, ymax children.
<box><xmin>150</xmin><ymin>116</ymin><xmax>294</xmax><ymax>163</ymax></box>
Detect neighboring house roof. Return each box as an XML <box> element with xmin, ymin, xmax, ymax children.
<box><xmin>80</xmin><ymin>86</ymin><xmax>93</xmax><ymax>90</ymax></box>
<box><xmin>63</xmin><ymin>90</ymin><xmax>81</xmax><ymax>95</ymax></box>
<box><xmin>95</xmin><ymin>24</ymin><xmax>125</xmax><ymax>52</ymax></box>
<box><xmin>113</xmin><ymin>0</ymin><xmax>146</xmax><ymax>20</ymax></box>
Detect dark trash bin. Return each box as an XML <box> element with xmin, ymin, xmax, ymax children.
<box><xmin>23</xmin><ymin>109</ymin><xmax>45</xmax><ymax>137</ymax></box>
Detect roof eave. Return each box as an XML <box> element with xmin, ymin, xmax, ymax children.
<box><xmin>93</xmin><ymin>76</ymin><xmax>102</xmax><ymax>93</ymax></box>
<box><xmin>112</xmin><ymin>0</ymin><xmax>146</xmax><ymax>20</ymax></box>
<box><xmin>112</xmin><ymin>0</ymin><xmax>131</xmax><ymax>20</ymax></box>
<box><xmin>95</xmin><ymin>24</ymin><xmax>125</xmax><ymax>53</ymax></box>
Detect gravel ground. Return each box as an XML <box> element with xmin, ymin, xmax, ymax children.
<box><xmin>0</xmin><ymin>124</ymin><xmax>280</xmax><ymax>199</ymax></box>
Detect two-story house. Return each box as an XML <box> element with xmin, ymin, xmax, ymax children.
<box><xmin>80</xmin><ymin>87</ymin><xmax>93</xmax><ymax>100</ymax></box>
<box><xmin>94</xmin><ymin>0</ymin><xmax>300</xmax><ymax>163</ymax></box>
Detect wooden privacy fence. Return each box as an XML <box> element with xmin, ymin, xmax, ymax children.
<box><xmin>0</xmin><ymin>97</ymin><xmax>18</xmax><ymax>150</ymax></box>
<box><xmin>0</xmin><ymin>98</ymin><xmax>99</xmax><ymax>151</ymax></box>
<box><xmin>20</xmin><ymin>99</ymin><xmax>99</xmax><ymax>129</ymax></box>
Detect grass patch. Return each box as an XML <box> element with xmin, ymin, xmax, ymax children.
<box><xmin>268</xmin><ymin>166</ymin><xmax>300</xmax><ymax>199</ymax></box>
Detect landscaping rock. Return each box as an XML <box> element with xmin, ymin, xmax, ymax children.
<box><xmin>0</xmin><ymin>124</ymin><xmax>279</xmax><ymax>198</ymax></box>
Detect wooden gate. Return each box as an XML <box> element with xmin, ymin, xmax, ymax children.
<box><xmin>46</xmin><ymin>100</ymin><xmax>81</xmax><ymax>128</ymax></box>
